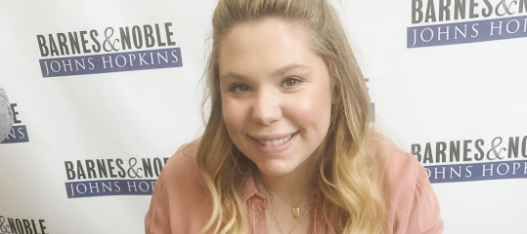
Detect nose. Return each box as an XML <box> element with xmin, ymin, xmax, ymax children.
<box><xmin>252</xmin><ymin>88</ymin><xmax>282</xmax><ymax>126</ymax></box>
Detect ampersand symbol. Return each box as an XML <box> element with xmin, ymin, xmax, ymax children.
<box><xmin>103</xmin><ymin>27</ymin><xmax>120</xmax><ymax>52</ymax></box>
<box><xmin>487</xmin><ymin>137</ymin><xmax>506</xmax><ymax>160</ymax></box>
<box><xmin>0</xmin><ymin>216</ymin><xmax>10</xmax><ymax>233</ymax></box>
<box><xmin>128</xmin><ymin>157</ymin><xmax>143</xmax><ymax>178</ymax></box>
<box><xmin>496</xmin><ymin>0</ymin><xmax>517</xmax><ymax>16</ymax></box>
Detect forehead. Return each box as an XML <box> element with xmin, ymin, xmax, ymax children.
<box><xmin>218</xmin><ymin>18</ymin><xmax>316</xmax><ymax>74</ymax></box>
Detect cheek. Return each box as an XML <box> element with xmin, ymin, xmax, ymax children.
<box><xmin>222</xmin><ymin>99</ymin><xmax>246</xmax><ymax>134</ymax></box>
<box><xmin>287</xmin><ymin>88</ymin><xmax>332</xmax><ymax>131</ymax></box>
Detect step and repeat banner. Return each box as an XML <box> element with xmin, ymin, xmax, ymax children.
<box><xmin>0</xmin><ymin>0</ymin><xmax>526</xmax><ymax>233</ymax></box>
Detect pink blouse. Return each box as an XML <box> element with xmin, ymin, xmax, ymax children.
<box><xmin>145</xmin><ymin>139</ymin><xmax>444</xmax><ymax>234</ymax></box>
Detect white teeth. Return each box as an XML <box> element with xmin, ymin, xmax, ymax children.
<box><xmin>257</xmin><ymin>135</ymin><xmax>293</xmax><ymax>146</ymax></box>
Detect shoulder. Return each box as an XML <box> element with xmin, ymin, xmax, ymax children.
<box><xmin>145</xmin><ymin>140</ymin><xmax>210</xmax><ymax>234</ymax></box>
<box><xmin>367</xmin><ymin>136</ymin><xmax>422</xmax><ymax>196</ymax></box>
<box><xmin>159</xmin><ymin>140</ymin><xmax>206</xmax><ymax>202</ymax></box>
<box><xmin>367</xmin><ymin>135</ymin><xmax>444</xmax><ymax>234</ymax></box>
<box><xmin>154</xmin><ymin>141</ymin><xmax>202</xmax><ymax>192</ymax></box>
<box><xmin>161</xmin><ymin>141</ymin><xmax>200</xmax><ymax>179</ymax></box>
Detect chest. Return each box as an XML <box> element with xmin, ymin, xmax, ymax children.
<box><xmin>246</xmin><ymin>198</ymin><xmax>326</xmax><ymax>234</ymax></box>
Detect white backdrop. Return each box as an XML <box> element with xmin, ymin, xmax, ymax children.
<box><xmin>1</xmin><ymin>0</ymin><xmax>526</xmax><ymax>233</ymax></box>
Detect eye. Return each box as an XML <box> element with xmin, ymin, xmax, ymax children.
<box><xmin>282</xmin><ymin>77</ymin><xmax>303</xmax><ymax>89</ymax></box>
<box><xmin>229</xmin><ymin>83</ymin><xmax>250</xmax><ymax>93</ymax></box>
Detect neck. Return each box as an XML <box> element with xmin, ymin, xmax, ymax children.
<box><xmin>255</xmin><ymin>147</ymin><xmax>323</xmax><ymax>206</ymax></box>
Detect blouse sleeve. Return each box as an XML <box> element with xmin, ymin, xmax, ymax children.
<box><xmin>145</xmin><ymin>170</ymin><xmax>172</xmax><ymax>234</ymax></box>
<box><xmin>144</xmin><ymin>143</ymin><xmax>190</xmax><ymax>234</ymax></box>
<box><xmin>402</xmin><ymin>164</ymin><xmax>445</xmax><ymax>234</ymax></box>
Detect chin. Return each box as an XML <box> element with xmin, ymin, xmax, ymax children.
<box><xmin>255</xmin><ymin>160</ymin><xmax>297</xmax><ymax>177</ymax></box>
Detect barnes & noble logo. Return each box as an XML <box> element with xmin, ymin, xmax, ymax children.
<box><xmin>1</xmin><ymin>103</ymin><xmax>29</xmax><ymax>144</ymax></box>
<box><xmin>412</xmin><ymin>134</ymin><xmax>527</xmax><ymax>183</ymax></box>
<box><xmin>37</xmin><ymin>22</ymin><xmax>182</xmax><ymax>77</ymax></box>
<box><xmin>408</xmin><ymin>0</ymin><xmax>527</xmax><ymax>48</ymax></box>
<box><xmin>64</xmin><ymin>157</ymin><xmax>169</xmax><ymax>198</ymax></box>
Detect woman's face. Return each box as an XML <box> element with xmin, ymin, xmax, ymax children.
<box><xmin>219</xmin><ymin>18</ymin><xmax>333</xmax><ymax>177</ymax></box>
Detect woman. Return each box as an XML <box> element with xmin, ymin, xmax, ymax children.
<box><xmin>145</xmin><ymin>0</ymin><xmax>444</xmax><ymax>233</ymax></box>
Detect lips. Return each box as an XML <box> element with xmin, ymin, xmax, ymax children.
<box><xmin>249</xmin><ymin>131</ymin><xmax>297</xmax><ymax>141</ymax></box>
<box><xmin>254</xmin><ymin>134</ymin><xmax>293</xmax><ymax>146</ymax></box>
<box><xmin>248</xmin><ymin>131</ymin><xmax>298</xmax><ymax>153</ymax></box>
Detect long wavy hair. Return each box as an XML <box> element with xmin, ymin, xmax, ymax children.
<box><xmin>195</xmin><ymin>0</ymin><xmax>388</xmax><ymax>233</ymax></box>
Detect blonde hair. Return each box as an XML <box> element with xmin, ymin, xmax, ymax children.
<box><xmin>195</xmin><ymin>0</ymin><xmax>388</xmax><ymax>233</ymax></box>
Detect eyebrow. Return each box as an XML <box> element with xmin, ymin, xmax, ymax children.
<box><xmin>272</xmin><ymin>64</ymin><xmax>310</xmax><ymax>77</ymax></box>
<box><xmin>219</xmin><ymin>63</ymin><xmax>310</xmax><ymax>81</ymax></box>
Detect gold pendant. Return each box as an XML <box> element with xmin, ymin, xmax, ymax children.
<box><xmin>292</xmin><ymin>207</ymin><xmax>300</xmax><ymax>219</ymax></box>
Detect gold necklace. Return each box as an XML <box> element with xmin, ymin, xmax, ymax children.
<box><xmin>258</xmin><ymin>173</ymin><xmax>307</xmax><ymax>219</ymax></box>
<box><xmin>267</xmin><ymin>195</ymin><xmax>311</xmax><ymax>234</ymax></box>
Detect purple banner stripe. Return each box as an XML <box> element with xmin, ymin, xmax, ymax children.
<box><xmin>65</xmin><ymin>179</ymin><xmax>157</xmax><ymax>198</ymax></box>
<box><xmin>39</xmin><ymin>47</ymin><xmax>182</xmax><ymax>77</ymax></box>
<box><xmin>408</xmin><ymin>15</ymin><xmax>527</xmax><ymax>48</ymax></box>
<box><xmin>1</xmin><ymin>125</ymin><xmax>29</xmax><ymax>144</ymax></box>
<box><xmin>425</xmin><ymin>159</ymin><xmax>527</xmax><ymax>183</ymax></box>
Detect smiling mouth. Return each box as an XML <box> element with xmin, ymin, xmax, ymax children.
<box><xmin>251</xmin><ymin>132</ymin><xmax>298</xmax><ymax>146</ymax></box>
